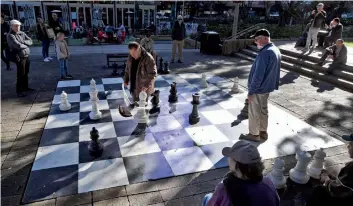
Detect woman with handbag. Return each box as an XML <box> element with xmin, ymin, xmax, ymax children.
<box><xmin>37</xmin><ymin>17</ymin><xmax>52</xmax><ymax>62</ymax></box>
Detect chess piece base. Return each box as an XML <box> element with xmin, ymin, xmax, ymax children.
<box><xmin>89</xmin><ymin>111</ymin><xmax>102</xmax><ymax>120</ymax></box>
<box><xmin>289</xmin><ymin>168</ymin><xmax>310</xmax><ymax>184</ymax></box>
<box><xmin>168</xmin><ymin>95</ymin><xmax>178</xmax><ymax>103</ymax></box>
<box><xmin>59</xmin><ymin>104</ymin><xmax>71</xmax><ymax>111</ymax></box>
<box><xmin>131</xmin><ymin>123</ymin><xmax>147</xmax><ymax>136</ymax></box>
<box><xmin>268</xmin><ymin>175</ymin><xmax>286</xmax><ymax>189</ymax></box>
<box><xmin>308</xmin><ymin>166</ymin><xmax>322</xmax><ymax>179</ymax></box>
<box><xmin>189</xmin><ymin>114</ymin><xmax>200</xmax><ymax>125</ymax></box>
<box><xmin>149</xmin><ymin>107</ymin><xmax>160</xmax><ymax>116</ymax></box>
<box><xmin>88</xmin><ymin>142</ymin><xmax>103</xmax><ymax>157</ymax></box>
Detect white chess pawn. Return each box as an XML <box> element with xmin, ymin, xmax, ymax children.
<box><xmin>134</xmin><ymin>91</ymin><xmax>148</xmax><ymax>123</ymax></box>
<box><xmin>59</xmin><ymin>91</ymin><xmax>71</xmax><ymax>111</ymax></box>
<box><xmin>90</xmin><ymin>78</ymin><xmax>97</xmax><ymax>92</ymax></box>
<box><xmin>289</xmin><ymin>151</ymin><xmax>312</xmax><ymax>184</ymax></box>
<box><xmin>89</xmin><ymin>85</ymin><xmax>102</xmax><ymax>120</ymax></box>
<box><xmin>308</xmin><ymin>148</ymin><xmax>326</xmax><ymax>179</ymax></box>
<box><xmin>201</xmin><ymin>74</ymin><xmax>208</xmax><ymax>88</ymax></box>
<box><xmin>268</xmin><ymin>158</ymin><xmax>286</xmax><ymax>189</ymax></box>
<box><xmin>231</xmin><ymin>77</ymin><xmax>240</xmax><ymax>93</ymax></box>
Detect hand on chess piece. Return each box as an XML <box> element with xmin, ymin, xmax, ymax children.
<box><xmin>320</xmin><ymin>171</ymin><xmax>331</xmax><ymax>184</ymax></box>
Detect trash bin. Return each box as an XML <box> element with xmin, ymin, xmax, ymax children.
<box><xmin>200</xmin><ymin>31</ymin><xmax>222</xmax><ymax>55</ymax></box>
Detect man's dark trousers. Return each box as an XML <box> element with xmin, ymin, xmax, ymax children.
<box><xmin>16</xmin><ymin>57</ymin><xmax>30</xmax><ymax>92</ymax></box>
<box><xmin>319</xmin><ymin>50</ymin><xmax>343</xmax><ymax>74</ymax></box>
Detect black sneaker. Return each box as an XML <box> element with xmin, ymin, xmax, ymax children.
<box><xmin>17</xmin><ymin>92</ymin><xmax>27</xmax><ymax>97</ymax></box>
<box><xmin>170</xmin><ymin>60</ymin><xmax>175</xmax><ymax>63</ymax></box>
<box><xmin>316</xmin><ymin>62</ymin><xmax>324</xmax><ymax>66</ymax></box>
<box><xmin>65</xmin><ymin>74</ymin><xmax>73</xmax><ymax>79</ymax></box>
<box><xmin>177</xmin><ymin>60</ymin><xmax>183</xmax><ymax>63</ymax></box>
<box><xmin>60</xmin><ymin>76</ymin><xmax>66</xmax><ymax>80</ymax></box>
<box><xmin>6</xmin><ymin>64</ymin><xmax>11</xmax><ymax>70</ymax></box>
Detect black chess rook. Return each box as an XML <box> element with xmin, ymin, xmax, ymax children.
<box><xmin>158</xmin><ymin>57</ymin><xmax>164</xmax><ymax>74</ymax></box>
<box><xmin>189</xmin><ymin>93</ymin><xmax>201</xmax><ymax>124</ymax></box>
<box><xmin>88</xmin><ymin>127</ymin><xmax>103</xmax><ymax>157</ymax></box>
<box><xmin>168</xmin><ymin>82</ymin><xmax>178</xmax><ymax>103</ymax></box>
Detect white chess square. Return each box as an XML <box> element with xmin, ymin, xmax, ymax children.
<box><xmin>201</xmin><ymin>110</ymin><xmax>236</xmax><ymax>125</ymax></box>
<box><xmin>78</xmin><ymin>158</ymin><xmax>129</xmax><ymax>193</ymax></box>
<box><xmin>106</xmin><ymin>90</ymin><xmax>125</xmax><ymax>100</ymax></box>
<box><xmin>216</xmin><ymin>97</ymin><xmax>244</xmax><ymax>109</ymax></box>
<box><xmin>178</xmin><ymin>73</ymin><xmax>201</xmax><ymax>80</ymax></box>
<box><xmin>52</xmin><ymin>93</ymin><xmax>81</xmax><ymax>104</ymax></box>
<box><xmin>32</xmin><ymin>143</ymin><xmax>79</xmax><ymax>171</ymax></box>
<box><xmin>80</xmin><ymin>84</ymin><xmax>105</xmax><ymax>93</ymax></box>
<box><xmin>45</xmin><ymin>113</ymin><xmax>80</xmax><ymax>129</ymax></box>
<box><xmin>57</xmin><ymin>80</ymin><xmax>81</xmax><ymax>87</ymax></box>
<box><xmin>163</xmin><ymin>146</ymin><xmax>214</xmax><ymax>175</ymax></box>
<box><xmin>155</xmin><ymin>75</ymin><xmax>166</xmax><ymax>81</ymax></box>
<box><xmin>185</xmin><ymin>125</ymin><xmax>229</xmax><ymax>146</ymax></box>
<box><xmin>149</xmin><ymin>115</ymin><xmax>182</xmax><ymax>133</ymax></box>
<box><xmin>117</xmin><ymin>133</ymin><xmax>161</xmax><ymax>157</ymax></box>
<box><xmin>80</xmin><ymin>100</ymin><xmax>109</xmax><ymax>112</ymax></box>
<box><xmin>102</xmin><ymin>78</ymin><xmax>123</xmax><ymax>84</ymax></box>
<box><xmin>79</xmin><ymin>122</ymin><xmax>117</xmax><ymax>142</ymax></box>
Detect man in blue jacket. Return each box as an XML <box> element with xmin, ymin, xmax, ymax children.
<box><xmin>241</xmin><ymin>29</ymin><xmax>281</xmax><ymax>142</ymax></box>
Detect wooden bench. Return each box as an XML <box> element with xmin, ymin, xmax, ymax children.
<box><xmin>106</xmin><ymin>53</ymin><xmax>129</xmax><ymax>68</ymax></box>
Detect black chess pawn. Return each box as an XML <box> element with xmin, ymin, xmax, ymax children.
<box><xmin>240</xmin><ymin>98</ymin><xmax>249</xmax><ymax>118</ymax></box>
<box><xmin>189</xmin><ymin>93</ymin><xmax>201</xmax><ymax>124</ymax></box>
<box><xmin>112</xmin><ymin>63</ymin><xmax>118</xmax><ymax>76</ymax></box>
<box><xmin>149</xmin><ymin>90</ymin><xmax>160</xmax><ymax>116</ymax></box>
<box><xmin>168</xmin><ymin>82</ymin><xmax>178</xmax><ymax>103</ymax></box>
<box><xmin>163</xmin><ymin>61</ymin><xmax>170</xmax><ymax>74</ymax></box>
<box><xmin>88</xmin><ymin>127</ymin><xmax>103</xmax><ymax>157</ymax></box>
<box><xmin>158</xmin><ymin>57</ymin><xmax>164</xmax><ymax>74</ymax></box>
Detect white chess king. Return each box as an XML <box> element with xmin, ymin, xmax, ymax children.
<box><xmin>308</xmin><ymin>148</ymin><xmax>326</xmax><ymax>179</ymax></box>
<box><xmin>289</xmin><ymin>151</ymin><xmax>312</xmax><ymax>184</ymax></box>
<box><xmin>89</xmin><ymin>79</ymin><xmax>102</xmax><ymax>120</ymax></box>
<box><xmin>268</xmin><ymin>158</ymin><xmax>286</xmax><ymax>189</ymax></box>
<box><xmin>59</xmin><ymin>91</ymin><xmax>71</xmax><ymax>111</ymax></box>
<box><xmin>134</xmin><ymin>91</ymin><xmax>149</xmax><ymax>124</ymax></box>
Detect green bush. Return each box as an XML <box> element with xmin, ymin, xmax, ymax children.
<box><xmin>264</xmin><ymin>25</ymin><xmax>303</xmax><ymax>39</ymax></box>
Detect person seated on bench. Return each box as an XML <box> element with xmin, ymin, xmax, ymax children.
<box><xmin>316</xmin><ymin>39</ymin><xmax>347</xmax><ymax>74</ymax></box>
<box><xmin>140</xmin><ymin>33</ymin><xmax>157</xmax><ymax>61</ymax></box>
<box><xmin>202</xmin><ymin>141</ymin><xmax>280</xmax><ymax>206</ymax></box>
<box><xmin>324</xmin><ymin>18</ymin><xmax>343</xmax><ymax>48</ymax></box>
<box><xmin>306</xmin><ymin>133</ymin><xmax>353</xmax><ymax>206</ymax></box>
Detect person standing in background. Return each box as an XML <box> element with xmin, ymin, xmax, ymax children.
<box><xmin>324</xmin><ymin>18</ymin><xmax>343</xmax><ymax>48</ymax></box>
<box><xmin>171</xmin><ymin>15</ymin><xmax>186</xmax><ymax>63</ymax></box>
<box><xmin>1</xmin><ymin>15</ymin><xmax>11</xmax><ymax>70</ymax></box>
<box><xmin>50</xmin><ymin>13</ymin><xmax>64</xmax><ymax>36</ymax></box>
<box><xmin>37</xmin><ymin>17</ymin><xmax>52</xmax><ymax>62</ymax></box>
<box><xmin>304</xmin><ymin>3</ymin><xmax>326</xmax><ymax>51</ymax></box>
<box><xmin>55</xmin><ymin>32</ymin><xmax>73</xmax><ymax>80</ymax></box>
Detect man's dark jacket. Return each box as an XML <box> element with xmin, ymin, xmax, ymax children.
<box><xmin>311</xmin><ymin>10</ymin><xmax>327</xmax><ymax>28</ymax></box>
<box><xmin>329</xmin><ymin>44</ymin><xmax>347</xmax><ymax>65</ymax></box>
<box><xmin>172</xmin><ymin>21</ymin><xmax>186</xmax><ymax>41</ymax></box>
<box><xmin>327</xmin><ymin>23</ymin><xmax>343</xmax><ymax>41</ymax></box>
<box><xmin>49</xmin><ymin>19</ymin><xmax>64</xmax><ymax>35</ymax></box>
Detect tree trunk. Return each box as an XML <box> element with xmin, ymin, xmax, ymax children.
<box><xmin>232</xmin><ymin>3</ymin><xmax>239</xmax><ymax>37</ymax></box>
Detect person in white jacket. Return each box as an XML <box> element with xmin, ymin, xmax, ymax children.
<box><xmin>55</xmin><ymin>32</ymin><xmax>73</xmax><ymax>80</ymax></box>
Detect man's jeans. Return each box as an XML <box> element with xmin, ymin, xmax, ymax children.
<box><xmin>41</xmin><ymin>39</ymin><xmax>50</xmax><ymax>59</ymax></box>
<box><xmin>249</xmin><ymin>93</ymin><xmax>270</xmax><ymax>136</ymax></box>
<box><xmin>202</xmin><ymin>193</ymin><xmax>213</xmax><ymax>206</ymax></box>
<box><xmin>306</xmin><ymin>27</ymin><xmax>320</xmax><ymax>49</ymax></box>
<box><xmin>59</xmin><ymin>58</ymin><xmax>68</xmax><ymax>77</ymax></box>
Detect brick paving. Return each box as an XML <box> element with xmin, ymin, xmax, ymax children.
<box><xmin>1</xmin><ymin>44</ymin><xmax>352</xmax><ymax>206</ymax></box>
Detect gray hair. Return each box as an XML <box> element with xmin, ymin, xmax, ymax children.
<box><xmin>10</xmin><ymin>19</ymin><xmax>21</xmax><ymax>26</ymax></box>
<box><xmin>317</xmin><ymin>3</ymin><xmax>324</xmax><ymax>8</ymax></box>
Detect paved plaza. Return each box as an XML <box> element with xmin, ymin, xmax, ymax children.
<box><xmin>1</xmin><ymin>42</ymin><xmax>352</xmax><ymax>206</ymax></box>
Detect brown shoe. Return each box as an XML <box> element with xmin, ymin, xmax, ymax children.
<box><xmin>239</xmin><ymin>133</ymin><xmax>261</xmax><ymax>142</ymax></box>
<box><xmin>260</xmin><ymin>131</ymin><xmax>268</xmax><ymax>141</ymax></box>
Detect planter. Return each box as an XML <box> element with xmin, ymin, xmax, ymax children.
<box><xmin>184</xmin><ymin>38</ymin><xmax>200</xmax><ymax>49</ymax></box>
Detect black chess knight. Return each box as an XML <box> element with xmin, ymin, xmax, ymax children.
<box><xmin>163</xmin><ymin>61</ymin><xmax>170</xmax><ymax>74</ymax></box>
<box><xmin>149</xmin><ymin>90</ymin><xmax>160</xmax><ymax>116</ymax></box>
<box><xmin>168</xmin><ymin>82</ymin><xmax>178</xmax><ymax>103</ymax></box>
<box><xmin>158</xmin><ymin>57</ymin><xmax>164</xmax><ymax>74</ymax></box>
<box><xmin>88</xmin><ymin>127</ymin><xmax>103</xmax><ymax>157</ymax></box>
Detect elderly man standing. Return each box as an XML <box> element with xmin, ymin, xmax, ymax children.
<box><xmin>7</xmin><ymin>20</ymin><xmax>34</xmax><ymax>97</ymax></box>
<box><xmin>305</xmin><ymin>3</ymin><xmax>326</xmax><ymax>51</ymax></box>
<box><xmin>171</xmin><ymin>15</ymin><xmax>186</xmax><ymax>63</ymax></box>
<box><xmin>241</xmin><ymin>29</ymin><xmax>281</xmax><ymax>142</ymax></box>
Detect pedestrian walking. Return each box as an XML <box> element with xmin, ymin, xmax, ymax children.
<box><xmin>240</xmin><ymin>29</ymin><xmax>281</xmax><ymax>142</ymax></box>
<box><xmin>7</xmin><ymin>19</ymin><xmax>34</xmax><ymax>97</ymax></box>
<box><xmin>1</xmin><ymin>15</ymin><xmax>11</xmax><ymax>70</ymax></box>
<box><xmin>171</xmin><ymin>15</ymin><xmax>186</xmax><ymax>63</ymax></box>
<box><xmin>55</xmin><ymin>32</ymin><xmax>73</xmax><ymax>80</ymax></box>
<box><xmin>37</xmin><ymin>17</ymin><xmax>52</xmax><ymax>62</ymax></box>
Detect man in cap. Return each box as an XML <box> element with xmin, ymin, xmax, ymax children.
<box><xmin>202</xmin><ymin>140</ymin><xmax>280</xmax><ymax>206</ymax></box>
<box><xmin>241</xmin><ymin>29</ymin><xmax>281</xmax><ymax>142</ymax></box>
<box><xmin>7</xmin><ymin>19</ymin><xmax>34</xmax><ymax>97</ymax></box>
<box><xmin>171</xmin><ymin>15</ymin><xmax>186</xmax><ymax>63</ymax></box>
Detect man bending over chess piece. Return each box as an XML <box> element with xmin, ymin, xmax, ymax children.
<box><xmin>202</xmin><ymin>140</ymin><xmax>280</xmax><ymax>206</ymax></box>
<box><xmin>306</xmin><ymin>133</ymin><xmax>353</xmax><ymax>206</ymax></box>
<box><xmin>140</xmin><ymin>32</ymin><xmax>157</xmax><ymax>61</ymax></box>
<box><xmin>316</xmin><ymin>39</ymin><xmax>347</xmax><ymax>74</ymax></box>
<box><xmin>119</xmin><ymin>41</ymin><xmax>157</xmax><ymax>117</ymax></box>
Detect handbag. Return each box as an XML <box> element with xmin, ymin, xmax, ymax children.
<box><xmin>47</xmin><ymin>28</ymin><xmax>55</xmax><ymax>39</ymax></box>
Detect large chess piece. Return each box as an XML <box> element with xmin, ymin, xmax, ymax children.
<box><xmin>240</xmin><ymin>98</ymin><xmax>249</xmax><ymax>118</ymax></box>
<box><xmin>149</xmin><ymin>90</ymin><xmax>160</xmax><ymax>116</ymax></box>
<box><xmin>231</xmin><ymin>77</ymin><xmax>240</xmax><ymax>93</ymax></box>
<box><xmin>59</xmin><ymin>91</ymin><xmax>71</xmax><ymax>111</ymax></box>
<box><xmin>201</xmin><ymin>74</ymin><xmax>208</xmax><ymax>88</ymax></box>
<box><xmin>158</xmin><ymin>57</ymin><xmax>164</xmax><ymax>74</ymax></box>
<box><xmin>88</xmin><ymin>127</ymin><xmax>103</xmax><ymax>157</ymax></box>
<box><xmin>289</xmin><ymin>151</ymin><xmax>312</xmax><ymax>184</ymax></box>
<box><xmin>268</xmin><ymin>158</ymin><xmax>286</xmax><ymax>189</ymax></box>
<box><xmin>189</xmin><ymin>93</ymin><xmax>201</xmax><ymax>124</ymax></box>
<box><xmin>168</xmin><ymin>82</ymin><xmax>178</xmax><ymax>103</ymax></box>
<box><xmin>89</xmin><ymin>79</ymin><xmax>102</xmax><ymax>120</ymax></box>
<box><xmin>132</xmin><ymin>91</ymin><xmax>148</xmax><ymax>136</ymax></box>
<box><xmin>163</xmin><ymin>61</ymin><xmax>170</xmax><ymax>74</ymax></box>
<box><xmin>308</xmin><ymin>148</ymin><xmax>326</xmax><ymax>179</ymax></box>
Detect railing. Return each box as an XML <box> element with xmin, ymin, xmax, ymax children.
<box><xmin>225</xmin><ymin>23</ymin><xmax>266</xmax><ymax>40</ymax></box>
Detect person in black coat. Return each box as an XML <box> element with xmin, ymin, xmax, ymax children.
<box><xmin>37</xmin><ymin>17</ymin><xmax>52</xmax><ymax>62</ymax></box>
<box><xmin>49</xmin><ymin>13</ymin><xmax>64</xmax><ymax>36</ymax></box>
<box><xmin>1</xmin><ymin>15</ymin><xmax>10</xmax><ymax>70</ymax></box>
<box><xmin>324</xmin><ymin>18</ymin><xmax>343</xmax><ymax>48</ymax></box>
<box><xmin>171</xmin><ymin>15</ymin><xmax>186</xmax><ymax>63</ymax></box>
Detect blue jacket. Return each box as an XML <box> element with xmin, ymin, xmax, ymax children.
<box><xmin>248</xmin><ymin>43</ymin><xmax>281</xmax><ymax>95</ymax></box>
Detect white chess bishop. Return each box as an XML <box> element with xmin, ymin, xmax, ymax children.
<box><xmin>89</xmin><ymin>79</ymin><xmax>102</xmax><ymax>120</ymax></box>
<box><xmin>201</xmin><ymin>74</ymin><xmax>208</xmax><ymax>88</ymax></box>
<box><xmin>59</xmin><ymin>91</ymin><xmax>71</xmax><ymax>111</ymax></box>
<box><xmin>289</xmin><ymin>151</ymin><xmax>312</xmax><ymax>184</ymax></box>
<box><xmin>268</xmin><ymin>158</ymin><xmax>286</xmax><ymax>189</ymax></box>
<box><xmin>308</xmin><ymin>148</ymin><xmax>326</xmax><ymax>179</ymax></box>
<box><xmin>134</xmin><ymin>91</ymin><xmax>149</xmax><ymax>123</ymax></box>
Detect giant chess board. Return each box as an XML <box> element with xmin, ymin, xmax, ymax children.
<box><xmin>23</xmin><ymin>73</ymin><xmax>343</xmax><ymax>203</ymax></box>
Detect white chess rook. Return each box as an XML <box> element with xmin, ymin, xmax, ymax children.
<box><xmin>232</xmin><ymin>77</ymin><xmax>240</xmax><ymax>93</ymax></box>
<box><xmin>308</xmin><ymin>148</ymin><xmax>326</xmax><ymax>179</ymax></box>
<box><xmin>289</xmin><ymin>151</ymin><xmax>312</xmax><ymax>184</ymax></box>
<box><xmin>59</xmin><ymin>91</ymin><xmax>71</xmax><ymax>111</ymax></box>
<box><xmin>201</xmin><ymin>74</ymin><xmax>208</xmax><ymax>88</ymax></box>
<box><xmin>89</xmin><ymin>84</ymin><xmax>102</xmax><ymax>120</ymax></box>
<box><xmin>134</xmin><ymin>91</ymin><xmax>149</xmax><ymax>123</ymax></box>
<box><xmin>268</xmin><ymin>158</ymin><xmax>286</xmax><ymax>189</ymax></box>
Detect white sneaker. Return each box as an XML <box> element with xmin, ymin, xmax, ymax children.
<box><xmin>47</xmin><ymin>57</ymin><xmax>53</xmax><ymax>60</ymax></box>
<box><xmin>44</xmin><ymin>58</ymin><xmax>50</xmax><ymax>62</ymax></box>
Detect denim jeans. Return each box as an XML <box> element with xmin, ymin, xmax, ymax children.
<box><xmin>41</xmin><ymin>39</ymin><xmax>50</xmax><ymax>59</ymax></box>
<box><xmin>202</xmin><ymin>193</ymin><xmax>213</xmax><ymax>206</ymax></box>
<box><xmin>59</xmin><ymin>58</ymin><xmax>68</xmax><ymax>77</ymax></box>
